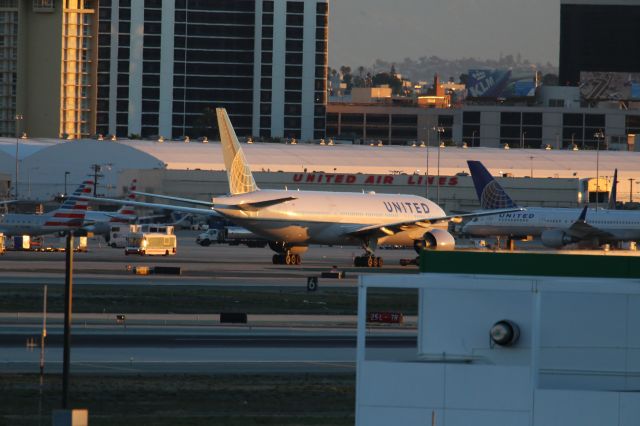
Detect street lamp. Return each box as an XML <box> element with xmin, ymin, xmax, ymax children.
<box><xmin>425</xmin><ymin>128</ymin><xmax>430</xmax><ymax>199</ymax></box>
<box><xmin>14</xmin><ymin>114</ymin><xmax>24</xmax><ymax>199</ymax></box>
<box><xmin>529</xmin><ymin>156</ymin><xmax>534</xmax><ymax>178</ymax></box>
<box><xmin>64</xmin><ymin>171</ymin><xmax>70</xmax><ymax>198</ymax></box>
<box><xmin>594</xmin><ymin>130</ymin><xmax>605</xmax><ymax>211</ymax></box>
<box><xmin>520</xmin><ymin>131</ymin><xmax>527</xmax><ymax>149</ymax></box>
<box><xmin>471</xmin><ymin>130</ymin><xmax>477</xmax><ymax>147</ymax></box>
<box><xmin>629</xmin><ymin>178</ymin><xmax>635</xmax><ymax>203</ymax></box>
<box><xmin>433</xmin><ymin>126</ymin><xmax>445</xmax><ymax>204</ymax></box>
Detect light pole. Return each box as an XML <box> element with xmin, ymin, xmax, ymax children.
<box><xmin>529</xmin><ymin>156</ymin><xmax>534</xmax><ymax>178</ymax></box>
<box><xmin>594</xmin><ymin>130</ymin><xmax>604</xmax><ymax>211</ymax></box>
<box><xmin>425</xmin><ymin>128</ymin><xmax>430</xmax><ymax>199</ymax></box>
<box><xmin>64</xmin><ymin>171</ymin><xmax>70</xmax><ymax>198</ymax></box>
<box><xmin>471</xmin><ymin>130</ymin><xmax>477</xmax><ymax>147</ymax></box>
<box><xmin>433</xmin><ymin>126</ymin><xmax>445</xmax><ymax>204</ymax></box>
<box><xmin>520</xmin><ymin>131</ymin><xmax>526</xmax><ymax>149</ymax></box>
<box><xmin>14</xmin><ymin>114</ymin><xmax>23</xmax><ymax>199</ymax></box>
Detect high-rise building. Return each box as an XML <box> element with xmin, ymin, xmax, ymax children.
<box><xmin>96</xmin><ymin>0</ymin><xmax>328</xmax><ymax>141</ymax></box>
<box><xmin>559</xmin><ymin>0</ymin><xmax>640</xmax><ymax>86</ymax></box>
<box><xmin>1</xmin><ymin>0</ymin><xmax>98</xmax><ymax>139</ymax></box>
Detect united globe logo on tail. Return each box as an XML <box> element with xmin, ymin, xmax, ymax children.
<box><xmin>467</xmin><ymin>160</ymin><xmax>518</xmax><ymax>210</ymax></box>
<box><xmin>480</xmin><ymin>180</ymin><xmax>516</xmax><ymax>210</ymax></box>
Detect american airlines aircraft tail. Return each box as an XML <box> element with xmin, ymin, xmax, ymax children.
<box><xmin>43</xmin><ymin>180</ymin><xmax>93</xmax><ymax>228</ymax></box>
<box><xmin>108</xmin><ymin>178</ymin><xmax>138</xmax><ymax>223</ymax></box>
<box><xmin>467</xmin><ymin>161</ymin><xmax>517</xmax><ymax>209</ymax></box>
<box><xmin>216</xmin><ymin>108</ymin><xmax>259</xmax><ymax>195</ymax></box>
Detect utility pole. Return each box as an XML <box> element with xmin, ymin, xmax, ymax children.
<box><xmin>91</xmin><ymin>164</ymin><xmax>103</xmax><ymax>197</ymax></box>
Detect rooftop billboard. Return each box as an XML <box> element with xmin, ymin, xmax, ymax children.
<box><xmin>466</xmin><ymin>69</ymin><xmax>536</xmax><ymax>98</ymax></box>
<box><xmin>580</xmin><ymin>72</ymin><xmax>640</xmax><ymax>101</ymax></box>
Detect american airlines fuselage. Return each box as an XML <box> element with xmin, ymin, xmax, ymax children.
<box><xmin>0</xmin><ymin>213</ymin><xmax>80</xmax><ymax>237</ymax></box>
<box><xmin>463</xmin><ymin>208</ymin><xmax>640</xmax><ymax>241</ymax></box>
<box><xmin>214</xmin><ymin>190</ymin><xmax>448</xmax><ymax>246</ymax></box>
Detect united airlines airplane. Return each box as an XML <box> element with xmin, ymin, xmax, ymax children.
<box><xmin>0</xmin><ymin>181</ymin><xmax>93</xmax><ymax>237</ymax></box>
<box><xmin>94</xmin><ymin>109</ymin><xmax>520</xmax><ymax>266</ymax></box>
<box><xmin>463</xmin><ymin>161</ymin><xmax>640</xmax><ymax>248</ymax></box>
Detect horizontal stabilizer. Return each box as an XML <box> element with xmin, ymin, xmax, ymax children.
<box><xmin>231</xmin><ymin>196</ymin><xmax>297</xmax><ymax>211</ymax></box>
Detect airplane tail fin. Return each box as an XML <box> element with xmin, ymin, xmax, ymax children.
<box><xmin>45</xmin><ymin>180</ymin><xmax>93</xmax><ymax>227</ymax></box>
<box><xmin>607</xmin><ymin>168</ymin><xmax>618</xmax><ymax>210</ymax></box>
<box><xmin>115</xmin><ymin>178</ymin><xmax>137</xmax><ymax>219</ymax></box>
<box><xmin>216</xmin><ymin>108</ymin><xmax>259</xmax><ymax>195</ymax></box>
<box><xmin>467</xmin><ymin>161</ymin><xmax>518</xmax><ymax>209</ymax></box>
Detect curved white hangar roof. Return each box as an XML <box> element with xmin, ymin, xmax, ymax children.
<box><xmin>1</xmin><ymin>136</ymin><xmax>639</xmax><ymax>199</ymax></box>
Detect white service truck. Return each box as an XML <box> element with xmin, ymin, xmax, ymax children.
<box><xmin>196</xmin><ymin>226</ymin><xmax>267</xmax><ymax>248</ymax></box>
<box><xmin>110</xmin><ymin>224</ymin><xmax>174</xmax><ymax>248</ymax></box>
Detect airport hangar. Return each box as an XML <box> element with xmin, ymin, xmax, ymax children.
<box><xmin>0</xmin><ymin>137</ymin><xmax>638</xmax><ymax>214</ymax></box>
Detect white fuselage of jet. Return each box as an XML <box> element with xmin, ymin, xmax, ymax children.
<box><xmin>214</xmin><ymin>189</ymin><xmax>448</xmax><ymax>246</ymax></box>
<box><xmin>0</xmin><ymin>213</ymin><xmax>71</xmax><ymax>237</ymax></box>
<box><xmin>463</xmin><ymin>207</ymin><xmax>640</xmax><ymax>242</ymax></box>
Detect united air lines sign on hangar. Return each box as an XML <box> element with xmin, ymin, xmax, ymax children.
<box><xmin>291</xmin><ymin>172</ymin><xmax>460</xmax><ymax>187</ymax></box>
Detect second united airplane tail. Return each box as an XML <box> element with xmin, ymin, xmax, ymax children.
<box><xmin>467</xmin><ymin>161</ymin><xmax>518</xmax><ymax>210</ymax></box>
<box><xmin>216</xmin><ymin>108</ymin><xmax>259</xmax><ymax>195</ymax></box>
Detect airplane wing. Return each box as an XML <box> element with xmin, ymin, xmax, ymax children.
<box><xmin>346</xmin><ymin>207</ymin><xmax>525</xmax><ymax>237</ymax></box>
<box><xmin>564</xmin><ymin>206</ymin><xmax>615</xmax><ymax>241</ymax></box>
<box><xmin>133</xmin><ymin>191</ymin><xmax>215</xmax><ymax>207</ymax></box>
<box><xmin>84</xmin><ymin>196</ymin><xmax>222</xmax><ymax>217</ymax></box>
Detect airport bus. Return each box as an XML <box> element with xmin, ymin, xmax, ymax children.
<box><xmin>125</xmin><ymin>232</ymin><xmax>177</xmax><ymax>256</ymax></box>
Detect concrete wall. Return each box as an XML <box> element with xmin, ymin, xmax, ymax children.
<box><xmin>356</xmin><ymin>273</ymin><xmax>640</xmax><ymax>426</ymax></box>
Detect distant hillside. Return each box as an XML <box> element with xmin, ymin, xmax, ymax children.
<box><xmin>342</xmin><ymin>54</ymin><xmax>558</xmax><ymax>83</ymax></box>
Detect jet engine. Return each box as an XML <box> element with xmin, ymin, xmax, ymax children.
<box><xmin>413</xmin><ymin>229</ymin><xmax>456</xmax><ymax>253</ymax></box>
<box><xmin>540</xmin><ymin>229</ymin><xmax>574</xmax><ymax>248</ymax></box>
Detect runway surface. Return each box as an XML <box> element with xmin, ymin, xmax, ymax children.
<box><xmin>0</xmin><ymin>232</ymin><xmax>420</xmax><ymax>373</ymax></box>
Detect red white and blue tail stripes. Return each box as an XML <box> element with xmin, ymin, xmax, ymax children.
<box><xmin>111</xmin><ymin>179</ymin><xmax>137</xmax><ymax>222</ymax></box>
<box><xmin>44</xmin><ymin>180</ymin><xmax>93</xmax><ymax>228</ymax></box>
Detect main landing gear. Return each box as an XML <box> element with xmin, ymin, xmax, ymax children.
<box><xmin>353</xmin><ymin>255</ymin><xmax>383</xmax><ymax>268</ymax></box>
<box><xmin>272</xmin><ymin>253</ymin><xmax>302</xmax><ymax>265</ymax></box>
<box><xmin>269</xmin><ymin>241</ymin><xmax>307</xmax><ymax>266</ymax></box>
<box><xmin>353</xmin><ymin>239</ymin><xmax>383</xmax><ymax>268</ymax></box>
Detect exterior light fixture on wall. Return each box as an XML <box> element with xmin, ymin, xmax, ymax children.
<box><xmin>490</xmin><ymin>320</ymin><xmax>520</xmax><ymax>347</ymax></box>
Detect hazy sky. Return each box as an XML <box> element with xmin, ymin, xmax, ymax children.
<box><xmin>328</xmin><ymin>0</ymin><xmax>560</xmax><ymax>68</ymax></box>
